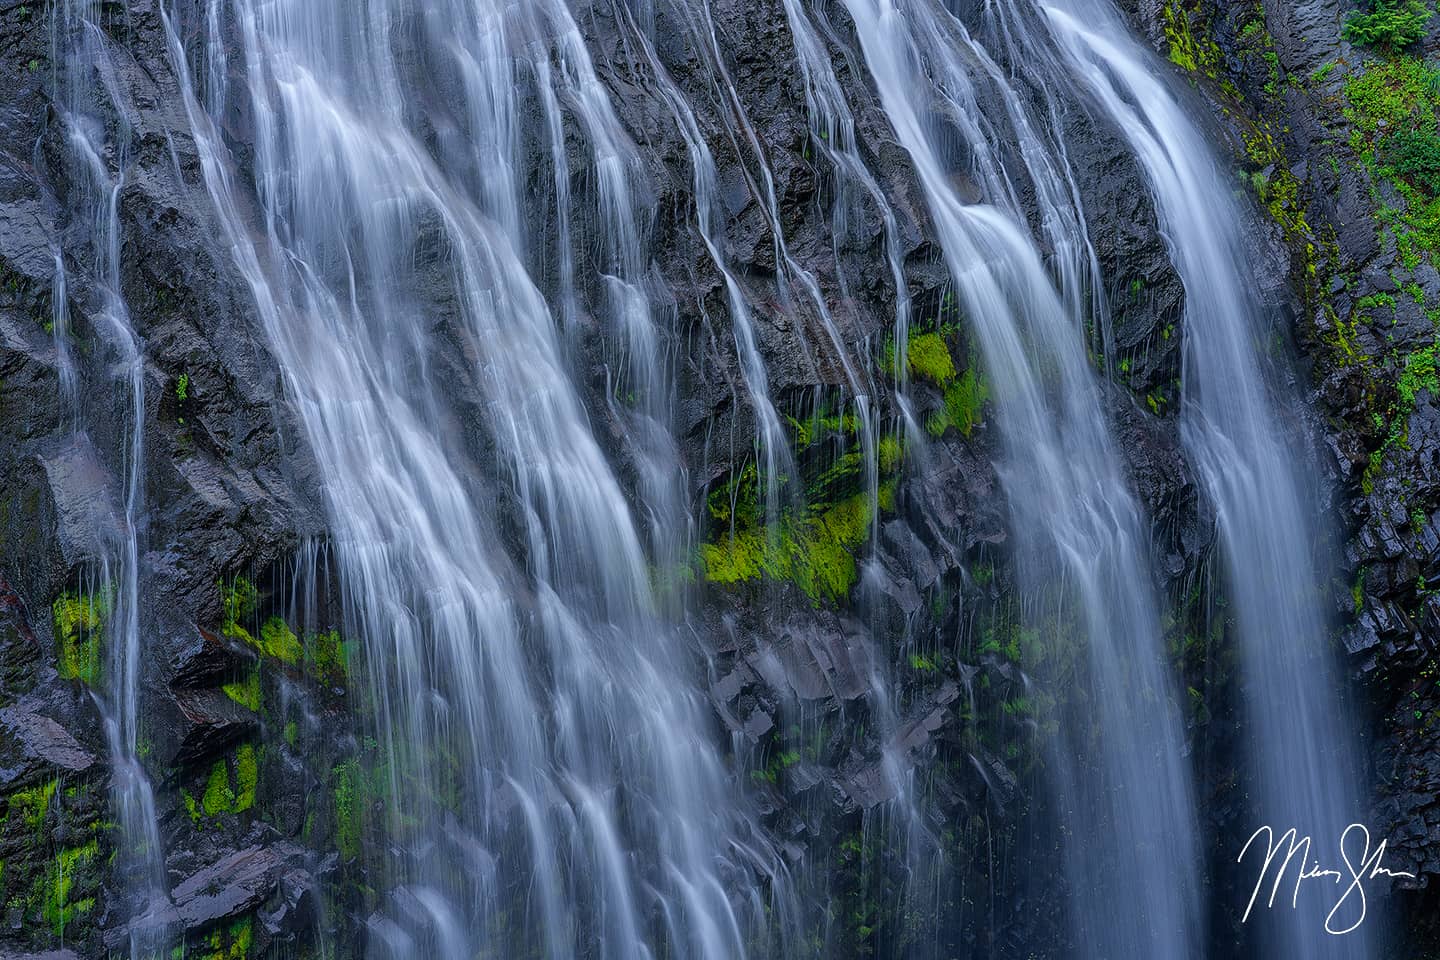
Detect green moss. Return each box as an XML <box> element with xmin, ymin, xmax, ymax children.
<box><xmin>199</xmin><ymin>915</ymin><xmax>254</xmax><ymax>960</ymax></box>
<box><xmin>9</xmin><ymin>779</ymin><xmax>57</xmax><ymax>835</ymax></box>
<box><xmin>306</xmin><ymin>629</ymin><xmax>349</xmax><ymax>686</ymax></box>
<box><xmin>52</xmin><ymin>590</ymin><xmax>108</xmax><ymax>686</ymax></box>
<box><xmin>1162</xmin><ymin>1</ymin><xmax>1223</xmax><ymax>77</ymax></box>
<box><xmin>257</xmin><ymin>617</ymin><xmax>302</xmax><ymax>664</ymax></box>
<box><xmin>1346</xmin><ymin>56</ymin><xmax>1440</xmax><ymax>263</ymax></box>
<box><xmin>220</xmin><ymin>577</ymin><xmax>258</xmax><ymax>632</ymax></box>
<box><xmin>202</xmin><ymin>760</ymin><xmax>236</xmax><ymax>817</ymax></box>
<box><xmin>283</xmin><ymin>721</ymin><xmax>299</xmax><ymax>747</ymax></box>
<box><xmin>877</xmin><ymin>435</ymin><xmax>904</xmax><ymax>474</ymax></box>
<box><xmin>333</xmin><ymin>759</ymin><xmax>362</xmax><ymax>862</ymax></box>
<box><xmin>1397</xmin><ymin>345</ymin><xmax>1438</xmax><ymax>407</ymax></box>
<box><xmin>894</xmin><ymin>328</ymin><xmax>988</xmax><ymax>438</ymax></box>
<box><xmin>1243</xmin><ymin>125</ymin><xmax>1311</xmax><ymax>241</ymax></box>
<box><xmin>222</xmin><ymin>667</ymin><xmax>261</xmax><ymax>713</ymax></box>
<box><xmin>706</xmin><ymin>461</ymin><xmax>761</xmax><ymax>526</ymax></box>
<box><xmin>41</xmin><ymin>838</ymin><xmax>98</xmax><ymax>937</ymax></box>
<box><xmin>905</xmin><ymin>332</ymin><xmax>958</xmax><ymax>384</ymax></box>
<box><xmin>183</xmin><ymin>790</ymin><xmax>202</xmax><ymax>826</ymax></box>
<box><xmin>941</xmin><ymin>368</ymin><xmax>989</xmax><ymax>437</ymax></box>
<box><xmin>192</xmin><ymin>746</ymin><xmax>258</xmax><ymax>821</ymax></box>
<box><xmin>700</xmin><ymin>490</ymin><xmax>874</xmax><ymax>602</ymax></box>
<box><xmin>234</xmin><ymin>743</ymin><xmax>258</xmax><ymax>813</ymax></box>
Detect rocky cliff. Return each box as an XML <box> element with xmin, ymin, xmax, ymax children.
<box><xmin>0</xmin><ymin>0</ymin><xmax>1435</xmax><ymax>957</ymax></box>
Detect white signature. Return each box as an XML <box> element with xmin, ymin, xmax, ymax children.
<box><xmin>1238</xmin><ymin>823</ymin><xmax>1415</xmax><ymax>935</ymax></box>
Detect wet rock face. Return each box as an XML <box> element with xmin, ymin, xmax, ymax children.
<box><xmin>0</xmin><ymin>0</ymin><xmax>1388</xmax><ymax>958</ymax></box>
<box><xmin>1116</xmin><ymin>0</ymin><xmax>1440</xmax><ymax>948</ymax></box>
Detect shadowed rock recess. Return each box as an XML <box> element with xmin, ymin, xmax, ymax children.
<box><xmin>0</xmin><ymin>0</ymin><xmax>1436</xmax><ymax>957</ymax></box>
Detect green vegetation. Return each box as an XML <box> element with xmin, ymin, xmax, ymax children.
<box><xmin>927</xmin><ymin>368</ymin><xmax>989</xmax><ymax>439</ymax></box>
<box><xmin>234</xmin><ymin>743</ymin><xmax>258</xmax><ymax>812</ymax></box>
<box><xmin>884</xmin><ymin>324</ymin><xmax>989</xmax><ymax>437</ymax></box>
<box><xmin>1345</xmin><ymin>56</ymin><xmax>1440</xmax><ymax>266</ymax></box>
<box><xmin>333</xmin><ymin>758</ymin><xmax>362</xmax><ymax>861</ymax></box>
<box><xmin>202</xmin><ymin>759</ymin><xmax>235</xmax><ymax>816</ymax></box>
<box><xmin>222</xmin><ymin>667</ymin><xmax>261</xmax><ymax>713</ymax></box>
<box><xmin>892</xmin><ymin>327</ymin><xmax>989</xmax><ymax>438</ymax></box>
<box><xmin>904</xmin><ymin>332</ymin><xmax>957</xmax><ymax>384</ymax></box>
<box><xmin>52</xmin><ymin>589</ymin><xmax>108</xmax><ymax>686</ymax></box>
<box><xmin>1162</xmin><ymin>1</ymin><xmax>1223</xmax><ymax>78</ymax></box>
<box><xmin>749</xmin><ymin>746</ymin><xmax>802</xmax><ymax>786</ymax></box>
<box><xmin>306</xmin><ymin>628</ymin><xmax>349</xmax><ymax>686</ymax></box>
<box><xmin>42</xmin><ymin>839</ymin><xmax>97</xmax><ymax>937</ymax></box>
<box><xmin>220</xmin><ymin>576</ymin><xmax>258</xmax><ymax>627</ymax></box>
<box><xmin>189</xmin><ymin>744</ymin><xmax>258</xmax><ymax>823</ymax></box>
<box><xmin>197</xmin><ymin>916</ymin><xmax>254</xmax><ymax>960</ymax></box>
<box><xmin>175</xmin><ymin>373</ymin><xmax>189</xmax><ymax>403</ymax></box>
<box><xmin>1361</xmin><ymin>344</ymin><xmax>1438</xmax><ymax>492</ymax></box>
<box><xmin>700</xmin><ymin>489</ymin><xmax>877</xmax><ymax>603</ymax></box>
<box><xmin>257</xmin><ymin>617</ymin><xmax>302</xmax><ymax>664</ymax></box>
<box><xmin>1343</xmin><ymin>0</ymin><xmax>1434</xmax><ymax>49</ymax></box>
<box><xmin>9</xmin><ymin>779</ymin><xmax>56</xmax><ymax>835</ymax></box>
<box><xmin>700</xmin><ymin>394</ymin><xmax>908</xmax><ymax>603</ymax></box>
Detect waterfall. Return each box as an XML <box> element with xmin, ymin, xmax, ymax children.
<box><xmin>29</xmin><ymin>0</ymin><xmax>1396</xmax><ymax>954</ymax></box>
<box><xmin>156</xmin><ymin>0</ymin><xmax>791</xmax><ymax>955</ymax></box>
<box><xmin>837</xmin><ymin>1</ymin><xmax>1201</xmax><ymax>956</ymax></box>
<box><xmin>50</xmin><ymin>4</ymin><xmax>169</xmax><ymax>955</ymax></box>
<box><xmin>1041</xmin><ymin>2</ymin><xmax>1380</xmax><ymax>952</ymax></box>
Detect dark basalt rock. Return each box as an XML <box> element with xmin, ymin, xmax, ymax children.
<box><xmin>1</xmin><ymin>0</ymin><xmax>1414</xmax><ymax>955</ymax></box>
<box><xmin>163</xmin><ymin>688</ymin><xmax>259</xmax><ymax>768</ymax></box>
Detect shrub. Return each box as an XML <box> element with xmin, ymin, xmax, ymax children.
<box><xmin>1343</xmin><ymin>0</ymin><xmax>1433</xmax><ymax>49</ymax></box>
<box><xmin>1384</xmin><ymin>129</ymin><xmax>1440</xmax><ymax>195</ymax></box>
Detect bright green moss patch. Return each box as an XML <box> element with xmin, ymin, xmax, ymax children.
<box><xmin>202</xmin><ymin>759</ymin><xmax>235</xmax><ymax>817</ymax></box>
<box><xmin>905</xmin><ymin>332</ymin><xmax>957</xmax><ymax>384</ymax></box>
<box><xmin>222</xmin><ymin>667</ymin><xmax>260</xmax><ymax>713</ymax></box>
<box><xmin>193</xmin><ymin>744</ymin><xmax>258</xmax><ymax>820</ymax></box>
<box><xmin>41</xmin><ymin>838</ymin><xmax>97</xmax><ymax>937</ymax></box>
<box><xmin>701</xmin><ymin>490</ymin><xmax>875</xmax><ymax>603</ymax></box>
<box><xmin>333</xmin><ymin>758</ymin><xmax>362</xmax><ymax>862</ymax></box>
<box><xmin>220</xmin><ymin>578</ymin><xmax>299</xmax><ymax>664</ymax></box>
<box><xmin>220</xmin><ymin>577</ymin><xmax>257</xmax><ymax>632</ymax></box>
<box><xmin>926</xmin><ymin>368</ymin><xmax>990</xmax><ymax>438</ymax></box>
<box><xmin>877</xmin><ymin>435</ymin><xmax>903</xmax><ymax>474</ymax></box>
<box><xmin>9</xmin><ymin>779</ymin><xmax>57</xmax><ymax>834</ymax></box>
<box><xmin>306</xmin><ymin>629</ymin><xmax>349</xmax><ymax>686</ymax></box>
<box><xmin>199</xmin><ymin>915</ymin><xmax>254</xmax><ymax>960</ymax></box>
<box><xmin>887</xmin><ymin>326</ymin><xmax>989</xmax><ymax>438</ymax></box>
<box><xmin>1346</xmin><ymin>56</ymin><xmax>1440</xmax><ymax>263</ymax></box>
<box><xmin>234</xmin><ymin>743</ymin><xmax>258</xmax><ymax>813</ymax></box>
<box><xmin>1162</xmin><ymin>1</ymin><xmax>1223</xmax><ymax>77</ymax></box>
<box><xmin>52</xmin><ymin>590</ymin><xmax>108</xmax><ymax>686</ymax></box>
<box><xmin>1398</xmin><ymin>345</ymin><xmax>1438</xmax><ymax>407</ymax></box>
<box><xmin>257</xmin><ymin>617</ymin><xmax>301</xmax><ymax>664</ymax></box>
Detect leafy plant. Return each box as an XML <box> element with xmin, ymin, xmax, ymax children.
<box><xmin>1384</xmin><ymin>128</ymin><xmax>1440</xmax><ymax>195</ymax></box>
<box><xmin>1343</xmin><ymin>0</ymin><xmax>1434</xmax><ymax>50</ymax></box>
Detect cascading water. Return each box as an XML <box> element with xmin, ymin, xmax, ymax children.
<box><xmin>1040</xmin><ymin>2</ymin><xmax>1381</xmax><ymax>951</ymax></box>
<box><xmin>837</xmin><ymin>2</ymin><xmax>1201</xmax><ymax>956</ymax></box>
<box><xmin>50</xmin><ymin>4</ymin><xmax>168</xmax><ymax>954</ymax></box>
<box><xmin>156</xmin><ymin>0</ymin><xmax>791</xmax><ymax>955</ymax></box>
<box><xmin>29</xmin><ymin>0</ymin><xmax>1400</xmax><ymax>954</ymax></box>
